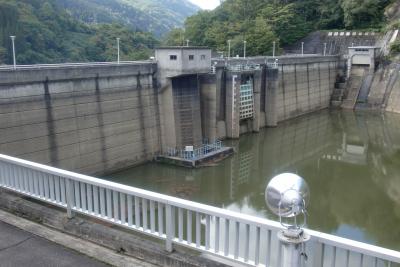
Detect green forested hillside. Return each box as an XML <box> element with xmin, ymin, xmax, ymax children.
<box><xmin>0</xmin><ymin>0</ymin><xmax>158</xmax><ymax>64</ymax></box>
<box><xmin>54</xmin><ymin>0</ymin><xmax>199</xmax><ymax>37</ymax></box>
<box><xmin>165</xmin><ymin>0</ymin><xmax>394</xmax><ymax>57</ymax></box>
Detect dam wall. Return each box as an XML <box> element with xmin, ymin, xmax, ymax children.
<box><xmin>275</xmin><ymin>59</ymin><xmax>338</xmax><ymax>121</ymax></box>
<box><xmin>0</xmin><ymin>55</ymin><xmax>341</xmax><ymax>173</ymax></box>
<box><xmin>203</xmin><ymin>56</ymin><xmax>340</xmax><ymax>141</ymax></box>
<box><xmin>0</xmin><ymin>63</ymin><xmax>161</xmax><ymax>175</ymax></box>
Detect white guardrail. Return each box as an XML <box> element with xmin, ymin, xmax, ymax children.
<box><xmin>0</xmin><ymin>61</ymin><xmax>153</xmax><ymax>71</ymax></box>
<box><xmin>0</xmin><ymin>154</ymin><xmax>399</xmax><ymax>267</ymax></box>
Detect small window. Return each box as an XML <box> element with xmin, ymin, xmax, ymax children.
<box><xmin>201</xmin><ymin>55</ymin><xmax>206</xmax><ymax>60</ymax></box>
<box><xmin>189</xmin><ymin>55</ymin><xmax>194</xmax><ymax>60</ymax></box>
<box><xmin>170</xmin><ymin>55</ymin><xmax>177</xmax><ymax>60</ymax></box>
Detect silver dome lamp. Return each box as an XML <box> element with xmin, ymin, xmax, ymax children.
<box><xmin>265</xmin><ymin>173</ymin><xmax>310</xmax><ymax>267</ymax></box>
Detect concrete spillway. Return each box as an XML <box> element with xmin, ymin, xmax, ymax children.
<box><xmin>342</xmin><ymin>66</ymin><xmax>370</xmax><ymax>109</ymax></box>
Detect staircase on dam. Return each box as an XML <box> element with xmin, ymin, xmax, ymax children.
<box><xmin>330</xmin><ymin>69</ymin><xmax>347</xmax><ymax>106</ymax></box>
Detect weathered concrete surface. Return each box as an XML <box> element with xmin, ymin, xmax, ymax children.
<box><xmin>0</xmin><ymin>63</ymin><xmax>161</xmax><ymax>175</ymax></box>
<box><xmin>284</xmin><ymin>31</ymin><xmax>380</xmax><ymax>55</ymax></box>
<box><xmin>200</xmin><ymin>74</ymin><xmax>218</xmax><ymax>141</ymax></box>
<box><xmin>0</xmin><ymin>188</ymin><xmax>229</xmax><ymax>267</ymax></box>
<box><xmin>211</xmin><ymin>56</ymin><xmax>339</xmax><ymax>136</ymax></box>
<box><xmin>342</xmin><ymin>67</ymin><xmax>368</xmax><ymax>109</ymax></box>
<box><xmin>0</xmin><ymin>56</ymin><xmax>340</xmax><ymax>174</ymax></box>
<box><xmin>0</xmin><ymin>220</ymin><xmax>109</xmax><ymax>267</ymax></box>
<box><xmin>386</xmin><ymin>66</ymin><xmax>400</xmax><ymax>113</ymax></box>
<box><xmin>172</xmin><ymin>75</ymin><xmax>203</xmax><ymax>147</ymax></box>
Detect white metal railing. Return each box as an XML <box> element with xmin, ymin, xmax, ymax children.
<box><xmin>0</xmin><ymin>61</ymin><xmax>153</xmax><ymax>71</ymax></box>
<box><xmin>166</xmin><ymin>140</ymin><xmax>223</xmax><ymax>160</ymax></box>
<box><xmin>266</xmin><ymin>61</ymin><xmax>279</xmax><ymax>69</ymax></box>
<box><xmin>0</xmin><ymin>154</ymin><xmax>399</xmax><ymax>267</ymax></box>
<box><xmin>228</xmin><ymin>64</ymin><xmax>262</xmax><ymax>72</ymax></box>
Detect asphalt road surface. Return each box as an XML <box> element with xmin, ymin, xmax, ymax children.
<box><xmin>0</xmin><ymin>221</ymin><xmax>109</xmax><ymax>267</ymax></box>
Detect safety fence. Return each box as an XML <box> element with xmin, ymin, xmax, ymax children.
<box><xmin>228</xmin><ymin>64</ymin><xmax>262</xmax><ymax>72</ymax></box>
<box><xmin>0</xmin><ymin>61</ymin><xmax>153</xmax><ymax>71</ymax></box>
<box><xmin>0</xmin><ymin>154</ymin><xmax>399</xmax><ymax>267</ymax></box>
<box><xmin>165</xmin><ymin>140</ymin><xmax>223</xmax><ymax>160</ymax></box>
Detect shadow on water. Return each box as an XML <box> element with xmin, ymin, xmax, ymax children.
<box><xmin>107</xmin><ymin>110</ymin><xmax>400</xmax><ymax>251</ymax></box>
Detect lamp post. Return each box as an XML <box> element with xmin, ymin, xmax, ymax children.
<box><xmin>243</xmin><ymin>40</ymin><xmax>247</xmax><ymax>59</ymax></box>
<box><xmin>10</xmin><ymin>36</ymin><xmax>16</xmax><ymax>70</ymax></box>
<box><xmin>273</xmin><ymin>41</ymin><xmax>276</xmax><ymax>58</ymax></box>
<box><xmin>227</xmin><ymin>40</ymin><xmax>231</xmax><ymax>60</ymax></box>
<box><xmin>116</xmin><ymin>37</ymin><xmax>120</xmax><ymax>64</ymax></box>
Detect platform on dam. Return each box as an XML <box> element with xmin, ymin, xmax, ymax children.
<box><xmin>156</xmin><ymin>146</ymin><xmax>234</xmax><ymax>167</ymax></box>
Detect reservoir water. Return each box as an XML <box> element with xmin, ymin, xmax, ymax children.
<box><xmin>107</xmin><ymin>110</ymin><xmax>400</xmax><ymax>251</ymax></box>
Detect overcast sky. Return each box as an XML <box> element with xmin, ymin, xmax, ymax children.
<box><xmin>189</xmin><ymin>0</ymin><xmax>220</xmax><ymax>10</ymax></box>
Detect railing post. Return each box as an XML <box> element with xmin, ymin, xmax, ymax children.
<box><xmin>165</xmin><ymin>204</ymin><xmax>173</xmax><ymax>252</ymax></box>
<box><xmin>66</xmin><ymin>178</ymin><xmax>75</xmax><ymax>218</ymax></box>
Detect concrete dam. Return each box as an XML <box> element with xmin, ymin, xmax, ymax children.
<box><xmin>0</xmin><ymin>48</ymin><xmax>340</xmax><ymax>175</ymax></box>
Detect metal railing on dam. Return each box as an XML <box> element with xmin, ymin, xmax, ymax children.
<box><xmin>0</xmin><ymin>154</ymin><xmax>399</xmax><ymax>267</ymax></box>
<box><xmin>165</xmin><ymin>140</ymin><xmax>223</xmax><ymax>160</ymax></box>
<box><xmin>0</xmin><ymin>61</ymin><xmax>154</xmax><ymax>71</ymax></box>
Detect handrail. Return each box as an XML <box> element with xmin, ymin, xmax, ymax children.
<box><xmin>0</xmin><ymin>153</ymin><xmax>399</xmax><ymax>266</ymax></box>
<box><xmin>166</xmin><ymin>140</ymin><xmax>223</xmax><ymax>160</ymax></box>
<box><xmin>0</xmin><ymin>61</ymin><xmax>154</xmax><ymax>71</ymax></box>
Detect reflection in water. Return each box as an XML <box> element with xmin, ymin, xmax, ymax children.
<box><xmin>107</xmin><ymin>110</ymin><xmax>400</xmax><ymax>251</ymax></box>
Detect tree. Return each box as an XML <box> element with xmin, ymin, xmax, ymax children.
<box><xmin>246</xmin><ymin>17</ymin><xmax>276</xmax><ymax>56</ymax></box>
<box><xmin>185</xmin><ymin>11</ymin><xmax>213</xmax><ymax>46</ymax></box>
<box><xmin>260</xmin><ymin>3</ymin><xmax>310</xmax><ymax>46</ymax></box>
<box><xmin>0</xmin><ymin>46</ymin><xmax>6</xmax><ymax>64</ymax></box>
<box><xmin>0</xmin><ymin>0</ymin><xmax>159</xmax><ymax>64</ymax></box>
<box><xmin>340</xmin><ymin>0</ymin><xmax>389</xmax><ymax>29</ymax></box>
<box><xmin>162</xmin><ymin>28</ymin><xmax>185</xmax><ymax>46</ymax></box>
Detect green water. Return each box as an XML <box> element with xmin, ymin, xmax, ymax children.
<box><xmin>107</xmin><ymin>110</ymin><xmax>400</xmax><ymax>251</ymax></box>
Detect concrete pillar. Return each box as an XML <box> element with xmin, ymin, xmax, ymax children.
<box><xmin>226</xmin><ymin>72</ymin><xmax>241</xmax><ymax>138</ymax></box>
<box><xmin>171</xmin><ymin>75</ymin><xmax>203</xmax><ymax>148</ymax></box>
<box><xmin>215</xmin><ymin>67</ymin><xmax>227</xmax><ymax>138</ymax></box>
<box><xmin>265</xmin><ymin>68</ymin><xmax>279</xmax><ymax>127</ymax></box>
<box><xmin>252</xmin><ymin>69</ymin><xmax>263</xmax><ymax>132</ymax></box>
<box><xmin>199</xmin><ymin>74</ymin><xmax>217</xmax><ymax>141</ymax></box>
<box><xmin>159</xmin><ymin>80</ymin><xmax>177</xmax><ymax>151</ymax></box>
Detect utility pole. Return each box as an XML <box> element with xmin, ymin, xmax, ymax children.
<box><xmin>116</xmin><ymin>37</ymin><xmax>120</xmax><ymax>64</ymax></box>
<box><xmin>10</xmin><ymin>36</ymin><xmax>16</xmax><ymax>70</ymax></box>
<box><xmin>243</xmin><ymin>40</ymin><xmax>247</xmax><ymax>59</ymax></box>
<box><xmin>273</xmin><ymin>41</ymin><xmax>276</xmax><ymax>58</ymax></box>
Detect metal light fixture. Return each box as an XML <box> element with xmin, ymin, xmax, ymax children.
<box><xmin>265</xmin><ymin>173</ymin><xmax>310</xmax><ymax>267</ymax></box>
